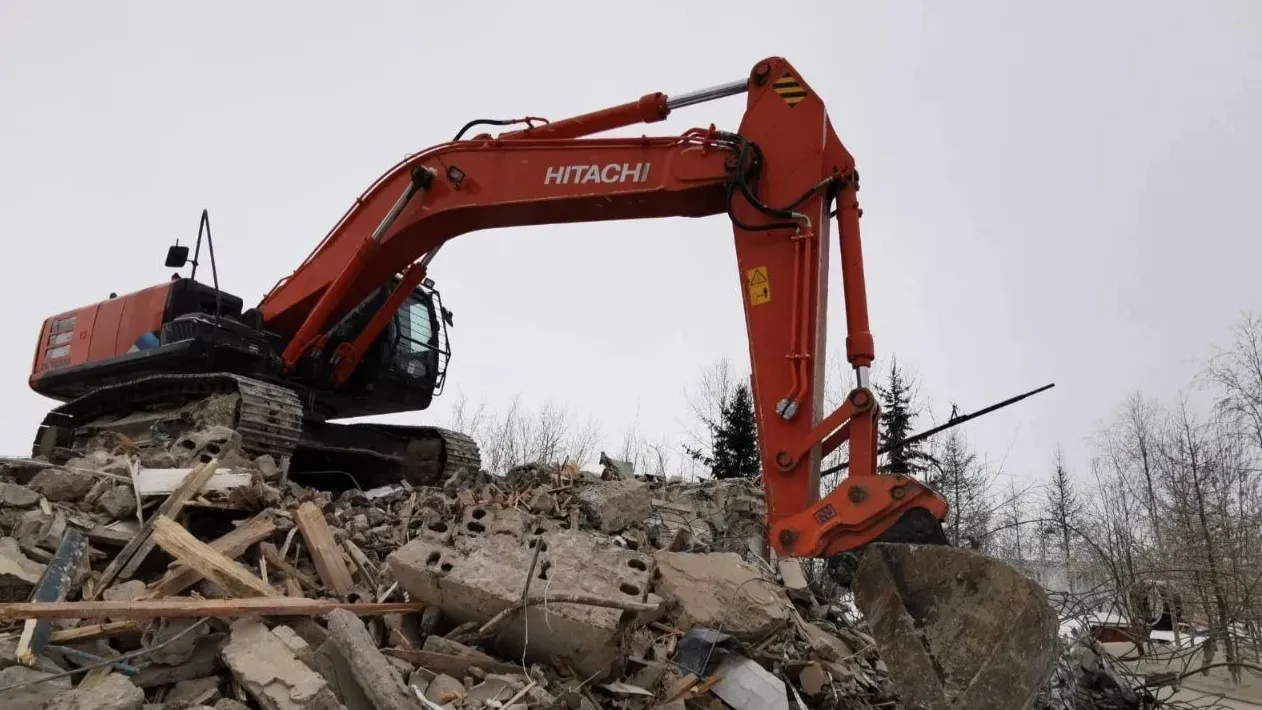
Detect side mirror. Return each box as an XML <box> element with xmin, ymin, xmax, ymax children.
<box><xmin>165</xmin><ymin>244</ymin><xmax>189</xmax><ymax>268</ymax></box>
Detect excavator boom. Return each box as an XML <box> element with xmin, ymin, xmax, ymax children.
<box><xmin>250</xmin><ymin>56</ymin><xmax>1061</xmax><ymax>707</ymax></box>
<box><xmin>257</xmin><ymin>58</ymin><xmax>948</xmax><ymax>558</ymax></box>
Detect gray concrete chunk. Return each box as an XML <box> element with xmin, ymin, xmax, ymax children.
<box><xmin>221</xmin><ymin>619</ymin><xmax>346</xmax><ymax>710</ymax></box>
<box><xmin>652</xmin><ymin>551</ymin><xmax>790</xmax><ymax>639</ymax></box>
<box><xmin>389</xmin><ymin>525</ymin><xmax>659</xmax><ymax>679</ymax></box>
<box><xmin>576</xmin><ymin>479</ymin><xmax>651</xmax><ymax>533</ymax></box>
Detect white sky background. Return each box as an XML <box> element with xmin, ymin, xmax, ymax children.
<box><xmin>1</xmin><ymin>1</ymin><xmax>1259</xmax><ymax>491</ymax></box>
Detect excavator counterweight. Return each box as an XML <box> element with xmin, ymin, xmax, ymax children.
<box><xmin>25</xmin><ymin>57</ymin><xmax>1059</xmax><ymax>707</ymax></box>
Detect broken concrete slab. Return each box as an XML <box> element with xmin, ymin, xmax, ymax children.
<box><xmin>312</xmin><ymin>639</ymin><xmax>374</xmax><ymax>710</ymax></box>
<box><xmin>776</xmin><ymin>557</ymin><xmax>811</xmax><ymax>599</ymax></box>
<box><xmin>0</xmin><ymin>482</ymin><xmax>39</xmax><ymax>507</ymax></box>
<box><xmin>0</xmin><ymin>536</ymin><xmax>46</xmax><ymax>602</ymax></box>
<box><xmin>37</xmin><ymin>672</ymin><xmax>144</xmax><ymax>710</ymax></box>
<box><xmin>149</xmin><ymin>619</ymin><xmax>209</xmax><ymax>666</ymax></box>
<box><xmin>324</xmin><ymin>609</ymin><xmax>423</xmax><ymax>710</ymax></box>
<box><xmin>423</xmin><ymin>674</ymin><xmax>464</xmax><ymax>705</ymax></box>
<box><xmin>389</xmin><ymin>525</ymin><xmax>659</xmax><ymax>678</ymax></box>
<box><xmin>220</xmin><ymin>619</ymin><xmax>346</xmax><ymax>710</ymax></box>
<box><xmin>95</xmin><ymin>485</ymin><xmax>138</xmax><ymax>520</ymax></box>
<box><xmin>12</xmin><ymin>509</ymin><xmax>66</xmax><ymax>550</ymax></box>
<box><xmin>576</xmin><ymin>478</ymin><xmax>651</xmax><ymax>534</ymax></box>
<box><xmin>652</xmin><ymin>551</ymin><xmax>790</xmax><ymax>639</ymax></box>
<box><xmin>0</xmin><ymin>664</ymin><xmax>72</xmax><ymax>710</ymax></box>
<box><xmin>165</xmin><ymin>676</ymin><xmax>223</xmax><ymax>707</ymax></box>
<box><xmin>27</xmin><ymin>467</ymin><xmax>96</xmax><ymax>502</ymax></box>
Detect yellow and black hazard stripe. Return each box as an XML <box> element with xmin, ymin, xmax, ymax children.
<box><xmin>772</xmin><ymin>73</ymin><xmax>808</xmax><ymax>107</ymax></box>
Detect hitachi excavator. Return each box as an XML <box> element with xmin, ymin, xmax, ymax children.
<box><xmin>26</xmin><ymin>57</ymin><xmax>1060</xmax><ymax>707</ymax></box>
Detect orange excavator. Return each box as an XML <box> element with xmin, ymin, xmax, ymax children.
<box><xmin>26</xmin><ymin>57</ymin><xmax>1060</xmax><ymax>707</ymax></box>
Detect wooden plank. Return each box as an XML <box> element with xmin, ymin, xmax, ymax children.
<box><xmin>259</xmin><ymin>542</ymin><xmax>320</xmax><ymax>592</ymax></box>
<box><xmin>85</xmin><ymin>459</ymin><xmax>218</xmax><ymax>599</ymax></box>
<box><xmin>135</xmin><ymin>467</ymin><xmax>252</xmax><ymax>496</ymax></box>
<box><xmin>0</xmin><ymin>598</ymin><xmax>427</xmax><ymax>621</ymax></box>
<box><xmin>84</xmin><ymin>523</ymin><xmax>136</xmax><ymax>547</ymax></box>
<box><xmin>47</xmin><ymin>621</ymin><xmax>137</xmax><ymax>643</ymax></box>
<box><xmin>342</xmin><ymin>539</ymin><xmax>378</xmax><ymax>590</ymax></box>
<box><xmin>141</xmin><ymin>513</ymin><xmax>277</xmax><ymax>599</ymax></box>
<box><xmin>119</xmin><ymin>461</ymin><xmax>225</xmax><ymax>579</ymax></box>
<box><xmin>150</xmin><ymin>516</ymin><xmax>279</xmax><ymax>598</ymax></box>
<box><xmin>295</xmin><ymin>502</ymin><xmax>353</xmax><ymax>596</ymax></box>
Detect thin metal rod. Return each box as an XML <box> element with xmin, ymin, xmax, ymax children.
<box><xmin>666</xmin><ymin>79</ymin><xmax>749</xmax><ymax>110</ymax></box>
<box><xmin>821</xmin><ymin>382</ymin><xmax>1056</xmax><ymax>477</ymax></box>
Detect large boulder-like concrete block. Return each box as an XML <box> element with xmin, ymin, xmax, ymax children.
<box><xmin>388</xmin><ymin>525</ymin><xmax>658</xmax><ymax>679</ymax></box>
<box><xmin>652</xmin><ymin>551</ymin><xmax>791</xmax><ymax>639</ymax></box>
<box><xmin>852</xmin><ymin>543</ymin><xmax>1060</xmax><ymax>710</ymax></box>
<box><xmin>27</xmin><ymin>468</ymin><xmax>95</xmax><ymax>502</ymax></box>
<box><xmin>221</xmin><ymin>619</ymin><xmax>345</xmax><ymax>710</ymax></box>
<box><xmin>576</xmin><ymin>479</ymin><xmax>651</xmax><ymax>533</ymax></box>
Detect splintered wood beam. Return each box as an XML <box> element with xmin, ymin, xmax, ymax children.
<box><xmin>150</xmin><ymin>516</ymin><xmax>279</xmax><ymax>598</ymax></box>
<box><xmin>141</xmin><ymin>513</ymin><xmax>277</xmax><ymax>600</ymax></box>
<box><xmin>0</xmin><ymin>598</ymin><xmax>427</xmax><ymax>622</ymax></box>
<box><xmin>85</xmin><ymin>459</ymin><xmax>219</xmax><ymax>600</ymax></box>
<box><xmin>295</xmin><ymin>502</ymin><xmax>354</xmax><ymax>596</ymax></box>
<box><xmin>259</xmin><ymin>542</ymin><xmax>320</xmax><ymax>592</ymax></box>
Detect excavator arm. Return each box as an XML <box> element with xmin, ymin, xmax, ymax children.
<box><xmin>256</xmin><ymin>56</ymin><xmax>1060</xmax><ymax>708</ymax></box>
<box><xmin>258</xmin><ymin>56</ymin><xmax>948</xmax><ymax>559</ymax></box>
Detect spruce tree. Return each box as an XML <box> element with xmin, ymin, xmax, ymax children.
<box><xmin>695</xmin><ymin>382</ymin><xmax>761</xmax><ymax>479</ymax></box>
<box><xmin>875</xmin><ymin>356</ymin><xmax>929</xmax><ymax>477</ymax></box>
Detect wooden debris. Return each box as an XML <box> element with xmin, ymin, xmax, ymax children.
<box><xmin>259</xmin><ymin>542</ymin><xmax>320</xmax><ymax>592</ymax></box>
<box><xmin>135</xmin><ymin>466</ymin><xmax>252</xmax><ymax>496</ymax></box>
<box><xmin>150</xmin><ymin>516</ymin><xmax>279</xmax><ymax>598</ymax></box>
<box><xmin>295</xmin><ymin>501</ymin><xmax>354</xmax><ymax>596</ymax></box>
<box><xmin>85</xmin><ymin>458</ymin><xmax>219</xmax><ymax>599</ymax></box>
<box><xmin>141</xmin><ymin>513</ymin><xmax>277</xmax><ymax>599</ymax></box>
<box><xmin>0</xmin><ymin>597</ymin><xmax>427</xmax><ymax>621</ymax></box>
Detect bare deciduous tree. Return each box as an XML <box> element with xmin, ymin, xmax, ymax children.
<box><xmin>445</xmin><ymin>391</ymin><xmax>602</xmax><ymax>472</ymax></box>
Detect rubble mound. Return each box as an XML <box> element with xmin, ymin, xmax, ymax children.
<box><xmin>0</xmin><ymin>431</ymin><xmax>1161</xmax><ymax>709</ymax></box>
<box><xmin>0</xmin><ymin>433</ymin><xmax>898</xmax><ymax>709</ymax></box>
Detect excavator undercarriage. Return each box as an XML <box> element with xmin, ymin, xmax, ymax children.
<box><xmin>31</xmin><ymin>373</ymin><xmax>481</xmax><ymax>489</ymax></box>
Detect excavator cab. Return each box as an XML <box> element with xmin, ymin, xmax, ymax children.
<box><xmin>312</xmin><ymin>274</ymin><xmax>453</xmax><ymax>418</ymax></box>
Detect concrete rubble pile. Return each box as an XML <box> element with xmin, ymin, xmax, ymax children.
<box><xmin>0</xmin><ymin>425</ymin><xmax>898</xmax><ymax>710</ymax></box>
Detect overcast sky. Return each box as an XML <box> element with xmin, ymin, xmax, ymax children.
<box><xmin>2</xmin><ymin>1</ymin><xmax>1259</xmax><ymax>491</ymax></box>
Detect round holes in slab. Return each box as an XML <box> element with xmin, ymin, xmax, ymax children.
<box><xmin>627</xmin><ymin>558</ymin><xmax>648</xmax><ymax>572</ymax></box>
<box><xmin>619</xmin><ymin>583</ymin><xmax>641</xmax><ymax>596</ymax></box>
<box><xmin>427</xmin><ymin>522</ymin><xmax>449</xmax><ymax>534</ymax></box>
<box><xmin>471</xmin><ymin>508</ymin><xmax>487</xmax><ymax>520</ymax></box>
<box><xmin>467</xmin><ymin>521</ymin><xmax>486</xmax><ymax>534</ymax></box>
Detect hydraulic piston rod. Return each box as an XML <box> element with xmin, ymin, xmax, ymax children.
<box><xmin>666</xmin><ymin>79</ymin><xmax>750</xmax><ymax>110</ymax></box>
